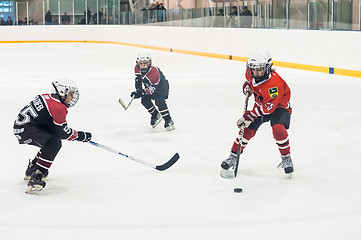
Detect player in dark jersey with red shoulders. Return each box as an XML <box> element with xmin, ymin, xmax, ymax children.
<box><xmin>221</xmin><ymin>50</ymin><xmax>294</xmax><ymax>176</ymax></box>
<box><xmin>13</xmin><ymin>78</ymin><xmax>92</xmax><ymax>193</ymax></box>
<box><xmin>131</xmin><ymin>53</ymin><xmax>175</xmax><ymax>131</ymax></box>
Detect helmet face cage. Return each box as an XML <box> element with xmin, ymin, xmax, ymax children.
<box><xmin>66</xmin><ymin>91</ymin><xmax>79</xmax><ymax>108</ymax></box>
<box><xmin>52</xmin><ymin>79</ymin><xmax>79</xmax><ymax>108</ymax></box>
<box><xmin>246</xmin><ymin>50</ymin><xmax>273</xmax><ymax>82</ymax></box>
<box><xmin>136</xmin><ymin>53</ymin><xmax>152</xmax><ymax>74</ymax></box>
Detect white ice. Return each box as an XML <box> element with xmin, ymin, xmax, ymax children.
<box><xmin>1</xmin><ymin>43</ymin><xmax>361</xmax><ymax>240</ymax></box>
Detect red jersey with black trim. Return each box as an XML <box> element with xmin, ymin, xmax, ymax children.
<box><xmin>134</xmin><ymin>65</ymin><xmax>160</xmax><ymax>95</ymax></box>
<box><xmin>134</xmin><ymin>65</ymin><xmax>165</xmax><ymax>95</ymax></box>
<box><xmin>13</xmin><ymin>93</ymin><xmax>78</xmax><ymax>141</ymax></box>
<box><xmin>245</xmin><ymin>70</ymin><xmax>292</xmax><ymax>116</ymax></box>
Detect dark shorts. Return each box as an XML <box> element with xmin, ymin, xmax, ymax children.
<box><xmin>14</xmin><ymin>125</ymin><xmax>53</xmax><ymax>148</ymax></box>
<box><xmin>149</xmin><ymin>79</ymin><xmax>170</xmax><ymax>100</ymax></box>
<box><xmin>249</xmin><ymin>108</ymin><xmax>291</xmax><ymax>130</ymax></box>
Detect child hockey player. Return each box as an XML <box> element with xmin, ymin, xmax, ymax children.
<box><xmin>130</xmin><ymin>53</ymin><xmax>175</xmax><ymax>131</ymax></box>
<box><xmin>13</xmin><ymin>78</ymin><xmax>92</xmax><ymax>193</ymax></box>
<box><xmin>221</xmin><ymin>50</ymin><xmax>294</xmax><ymax>176</ymax></box>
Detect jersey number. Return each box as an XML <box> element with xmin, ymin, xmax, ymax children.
<box><xmin>265</xmin><ymin>102</ymin><xmax>274</xmax><ymax>111</ymax></box>
<box><xmin>15</xmin><ymin>105</ymin><xmax>38</xmax><ymax>126</ymax></box>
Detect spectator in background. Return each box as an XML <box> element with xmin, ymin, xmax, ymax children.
<box><xmin>18</xmin><ymin>18</ymin><xmax>24</xmax><ymax>25</ymax></box>
<box><xmin>61</xmin><ymin>12</ymin><xmax>70</xmax><ymax>25</ymax></box>
<box><xmin>157</xmin><ymin>3</ymin><xmax>166</xmax><ymax>22</ymax></box>
<box><xmin>217</xmin><ymin>9</ymin><xmax>224</xmax><ymax>16</ymax></box>
<box><xmin>141</xmin><ymin>6</ymin><xmax>149</xmax><ymax>24</ymax></box>
<box><xmin>52</xmin><ymin>18</ymin><xmax>59</xmax><ymax>25</ymax></box>
<box><xmin>149</xmin><ymin>3</ymin><xmax>157</xmax><ymax>22</ymax></box>
<box><xmin>241</xmin><ymin>6</ymin><xmax>252</xmax><ymax>28</ymax></box>
<box><xmin>230</xmin><ymin>6</ymin><xmax>238</xmax><ymax>16</ymax></box>
<box><xmin>229</xmin><ymin>6</ymin><xmax>238</xmax><ymax>28</ymax></box>
<box><xmin>93</xmin><ymin>9</ymin><xmax>103</xmax><ymax>24</ymax></box>
<box><xmin>5</xmin><ymin>16</ymin><xmax>13</xmax><ymax>25</ymax></box>
<box><xmin>30</xmin><ymin>19</ymin><xmax>38</xmax><ymax>25</ymax></box>
<box><xmin>0</xmin><ymin>17</ymin><xmax>5</xmax><ymax>25</ymax></box>
<box><xmin>45</xmin><ymin>10</ymin><xmax>52</xmax><ymax>25</ymax></box>
<box><xmin>78</xmin><ymin>17</ymin><xmax>86</xmax><ymax>25</ymax></box>
<box><xmin>214</xmin><ymin>8</ymin><xmax>225</xmax><ymax>27</ymax></box>
<box><xmin>84</xmin><ymin>7</ymin><xmax>91</xmax><ymax>24</ymax></box>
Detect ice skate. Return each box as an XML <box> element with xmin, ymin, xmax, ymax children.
<box><xmin>164</xmin><ymin>118</ymin><xmax>175</xmax><ymax>131</ymax></box>
<box><xmin>221</xmin><ymin>152</ymin><xmax>237</xmax><ymax>170</ymax></box>
<box><xmin>26</xmin><ymin>169</ymin><xmax>46</xmax><ymax>194</ymax></box>
<box><xmin>150</xmin><ymin>112</ymin><xmax>162</xmax><ymax>128</ymax></box>
<box><xmin>277</xmin><ymin>154</ymin><xmax>294</xmax><ymax>176</ymax></box>
<box><xmin>24</xmin><ymin>159</ymin><xmax>48</xmax><ymax>180</ymax></box>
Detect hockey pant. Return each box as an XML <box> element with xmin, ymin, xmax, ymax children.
<box><xmin>15</xmin><ymin>126</ymin><xmax>61</xmax><ymax>175</ymax></box>
<box><xmin>141</xmin><ymin>94</ymin><xmax>171</xmax><ymax>121</ymax></box>
<box><xmin>231</xmin><ymin>108</ymin><xmax>291</xmax><ymax>156</ymax></box>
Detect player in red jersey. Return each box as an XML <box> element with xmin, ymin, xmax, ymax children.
<box><xmin>130</xmin><ymin>53</ymin><xmax>175</xmax><ymax>131</ymax></box>
<box><xmin>13</xmin><ymin>78</ymin><xmax>92</xmax><ymax>193</ymax></box>
<box><xmin>221</xmin><ymin>50</ymin><xmax>294</xmax><ymax>175</ymax></box>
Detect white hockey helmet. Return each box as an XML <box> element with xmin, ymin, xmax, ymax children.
<box><xmin>246</xmin><ymin>50</ymin><xmax>273</xmax><ymax>81</ymax></box>
<box><xmin>136</xmin><ymin>52</ymin><xmax>152</xmax><ymax>74</ymax></box>
<box><xmin>52</xmin><ymin>78</ymin><xmax>79</xmax><ymax>108</ymax></box>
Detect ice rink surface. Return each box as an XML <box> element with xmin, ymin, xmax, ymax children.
<box><xmin>1</xmin><ymin>43</ymin><xmax>361</xmax><ymax>239</ymax></box>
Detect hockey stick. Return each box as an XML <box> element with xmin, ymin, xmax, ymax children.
<box><xmin>88</xmin><ymin>140</ymin><xmax>179</xmax><ymax>171</ymax></box>
<box><xmin>221</xmin><ymin>93</ymin><xmax>250</xmax><ymax>179</ymax></box>
<box><xmin>119</xmin><ymin>95</ymin><xmax>135</xmax><ymax>110</ymax></box>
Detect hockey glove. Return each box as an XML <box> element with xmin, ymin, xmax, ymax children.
<box><xmin>237</xmin><ymin>110</ymin><xmax>258</xmax><ymax>128</ymax></box>
<box><xmin>243</xmin><ymin>81</ymin><xmax>252</xmax><ymax>96</ymax></box>
<box><xmin>130</xmin><ymin>90</ymin><xmax>144</xmax><ymax>99</ymax></box>
<box><xmin>76</xmin><ymin>131</ymin><xmax>92</xmax><ymax>142</ymax></box>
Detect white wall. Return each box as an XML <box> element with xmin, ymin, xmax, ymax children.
<box><xmin>1</xmin><ymin>25</ymin><xmax>360</xmax><ymax>72</ymax></box>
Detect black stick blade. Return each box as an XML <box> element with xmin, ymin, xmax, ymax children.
<box><xmin>155</xmin><ymin>153</ymin><xmax>180</xmax><ymax>171</ymax></box>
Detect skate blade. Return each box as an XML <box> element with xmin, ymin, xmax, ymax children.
<box><xmin>25</xmin><ymin>185</ymin><xmax>44</xmax><ymax>194</ymax></box>
<box><xmin>220</xmin><ymin>168</ymin><xmax>235</xmax><ymax>179</ymax></box>
<box><xmin>152</xmin><ymin>118</ymin><xmax>163</xmax><ymax>128</ymax></box>
<box><xmin>287</xmin><ymin>173</ymin><xmax>293</xmax><ymax>179</ymax></box>
<box><xmin>166</xmin><ymin>124</ymin><xmax>175</xmax><ymax>131</ymax></box>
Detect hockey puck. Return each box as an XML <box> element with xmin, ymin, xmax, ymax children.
<box><xmin>234</xmin><ymin>188</ymin><xmax>243</xmax><ymax>193</ymax></box>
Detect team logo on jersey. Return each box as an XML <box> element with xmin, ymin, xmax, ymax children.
<box><xmin>268</xmin><ymin>87</ymin><xmax>278</xmax><ymax>98</ymax></box>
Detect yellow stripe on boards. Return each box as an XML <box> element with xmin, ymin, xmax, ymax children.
<box><xmin>172</xmin><ymin>49</ymin><xmax>230</xmax><ymax>60</ymax></box>
<box><xmin>273</xmin><ymin>60</ymin><xmax>330</xmax><ymax>74</ymax></box>
<box><xmin>334</xmin><ymin>68</ymin><xmax>361</xmax><ymax>78</ymax></box>
<box><xmin>0</xmin><ymin>40</ymin><xmax>360</xmax><ymax>78</ymax></box>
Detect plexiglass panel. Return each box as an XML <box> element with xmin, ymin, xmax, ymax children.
<box><xmin>10</xmin><ymin>0</ymin><xmax>360</xmax><ymax>31</ymax></box>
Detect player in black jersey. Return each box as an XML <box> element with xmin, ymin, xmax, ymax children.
<box><xmin>13</xmin><ymin>78</ymin><xmax>92</xmax><ymax>193</ymax></box>
<box><xmin>130</xmin><ymin>53</ymin><xmax>175</xmax><ymax>131</ymax></box>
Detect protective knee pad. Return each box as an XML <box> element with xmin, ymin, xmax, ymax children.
<box><xmin>243</xmin><ymin>128</ymin><xmax>257</xmax><ymax>140</ymax></box>
<box><xmin>272</xmin><ymin>124</ymin><xmax>288</xmax><ymax>141</ymax></box>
